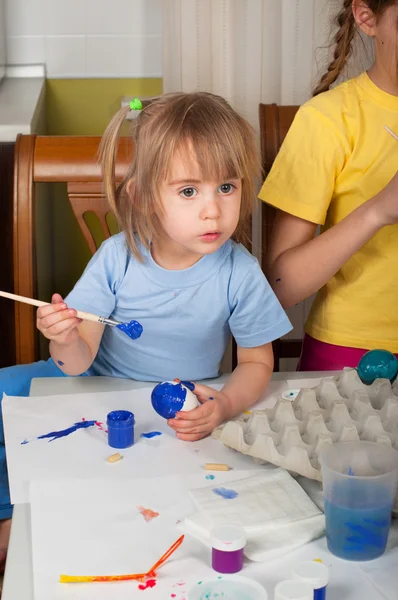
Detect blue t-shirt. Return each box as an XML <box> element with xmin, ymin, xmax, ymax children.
<box><xmin>65</xmin><ymin>234</ymin><xmax>292</xmax><ymax>381</ymax></box>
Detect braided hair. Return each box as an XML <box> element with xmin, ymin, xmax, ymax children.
<box><xmin>313</xmin><ymin>0</ymin><xmax>396</xmax><ymax>96</ymax></box>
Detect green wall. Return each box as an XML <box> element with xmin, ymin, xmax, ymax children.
<box><xmin>45</xmin><ymin>78</ymin><xmax>162</xmax><ymax>299</ymax></box>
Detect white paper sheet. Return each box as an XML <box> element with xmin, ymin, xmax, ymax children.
<box><xmin>30</xmin><ymin>471</ymin><xmax>259</xmax><ymax>600</ymax></box>
<box><xmin>3</xmin><ymin>387</ymin><xmax>264</xmax><ymax>504</ymax></box>
<box><xmin>29</xmin><ymin>473</ymin><xmax>397</xmax><ymax>600</ymax></box>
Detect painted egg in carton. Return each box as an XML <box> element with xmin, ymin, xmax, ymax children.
<box><xmin>213</xmin><ymin>368</ymin><xmax>398</xmax><ymax>507</ymax></box>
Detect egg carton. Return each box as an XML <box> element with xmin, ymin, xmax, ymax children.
<box><xmin>213</xmin><ymin>368</ymin><xmax>398</xmax><ymax>493</ymax></box>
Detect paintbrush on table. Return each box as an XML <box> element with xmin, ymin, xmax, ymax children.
<box><xmin>0</xmin><ymin>290</ymin><xmax>143</xmax><ymax>340</ymax></box>
<box><xmin>384</xmin><ymin>125</ymin><xmax>398</xmax><ymax>142</ymax></box>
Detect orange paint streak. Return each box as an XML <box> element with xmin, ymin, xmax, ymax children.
<box><xmin>60</xmin><ymin>535</ymin><xmax>185</xmax><ymax>584</ymax></box>
<box><xmin>137</xmin><ymin>505</ymin><xmax>160</xmax><ymax>522</ymax></box>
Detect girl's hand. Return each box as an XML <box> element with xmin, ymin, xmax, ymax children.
<box><xmin>36</xmin><ymin>293</ymin><xmax>82</xmax><ymax>345</ymax></box>
<box><xmin>373</xmin><ymin>170</ymin><xmax>398</xmax><ymax>227</ymax></box>
<box><xmin>167</xmin><ymin>383</ymin><xmax>230</xmax><ymax>442</ymax></box>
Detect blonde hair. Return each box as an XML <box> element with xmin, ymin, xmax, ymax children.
<box><xmin>313</xmin><ymin>0</ymin><xmax>397</xmax><ymax>96</ymax></box>
<box><xmin>99</xmin><ymin>92</ymin><xmax>261</xmax><ymax>260</ymax></box>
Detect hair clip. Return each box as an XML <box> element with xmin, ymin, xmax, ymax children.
<box><xmin>129</xmin><ymin>98</ymin><xmax>143</xmax><ymax>111</ymax></box>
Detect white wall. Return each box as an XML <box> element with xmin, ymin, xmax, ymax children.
<box><xmin>5</xmin><ymin>0</ymin><xmax>162</xmax><ymax>78</ymax></box>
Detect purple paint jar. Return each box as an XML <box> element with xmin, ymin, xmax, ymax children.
<box><xmin>107</xmin><ymin>410</ymin><xmax>135</xmax><ymax>449</ymax></box>
<box><xmin>211</xmin><ymin>525</ymin><xmax>246</xmax><ymax>574</ymax></box>
<box><xmin>292</xmin><ymin>562</ymin><xmax>329</xmax><ymax>600</ymax></box>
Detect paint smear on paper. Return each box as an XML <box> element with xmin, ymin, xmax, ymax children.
<box><xmin>138</xmin><ymin>579</ymin><xmax>157</xmax><ymax>590</ymax></box>
<box><xmin>212</xmin><ymin>487</ymin><xmax>238</xmax><ymax>500</ymax></box>
<box><xmin>137</xmin><ymin>506</ymin><xmax>160</xmax><ymax>522</ymax></box>
<box><xmin>21</xmin><ymin>419</ymin><xmax>104</xmax><ymax>444</ymax></box>
<box><xmin>141</xmin><ymin>431</ymin><xmax>162</xmax><ymax>439</ymax></box>
<box><xmin>205</xmin><ymin>474</ymin><xmax>215</xmax><ymax>481</ymax></box>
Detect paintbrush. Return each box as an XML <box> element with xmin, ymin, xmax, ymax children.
<box><xmin>0</xmin><ymin>290</ymin><xmax>143</xmax><ymax>339</ymax></box>
<box><xmin>384</xmin><ymin>125</ymin><xmax>398</xmax><ymax>142</ymax></box>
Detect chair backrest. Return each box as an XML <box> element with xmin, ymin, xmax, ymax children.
<box><xmin>259</xmin><ymin>103</ymin><xmax>299</xmax><ymax>256</ymax></box>
<box><xmin>258</xmin><ymin>103</ymin><xmax>300</xmax><ymax>370</ymax></box>
<box><xmin>13</xmin><ymin>134</ymin><xmax>133</xmax><ymax>364</ymax></box>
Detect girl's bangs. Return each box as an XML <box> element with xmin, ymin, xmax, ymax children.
<box><xmin>176</xmin><ymin>132</ymin><xmax>245</xmax><ymax>183</ymax></box>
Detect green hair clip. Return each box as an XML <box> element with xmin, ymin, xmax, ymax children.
<box><xmin>129</xmin><ymin>98</ymin><xmax>143</xmax><ymax>111</ymax></box>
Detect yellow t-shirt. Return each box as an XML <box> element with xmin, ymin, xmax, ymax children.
<box><xmin>258</xmin><ymin>72</ymin><xmax>398</xmax><ymax>352</ymax></box>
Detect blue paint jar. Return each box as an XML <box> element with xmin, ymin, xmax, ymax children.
<box><xmin>292</xmin><ymin>562</ymin><xmax>328</xmax><ymax>600</ymax></box>
<box><xmin>107</xmin><ymin>410</ymin><xmax>135</xmax><ymax>449</ymax></box>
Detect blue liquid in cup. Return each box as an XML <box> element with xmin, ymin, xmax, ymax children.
<box><xmin>324</xmin><ymin>498</ymin><xmax>392</xmax><ymax>560</ymax></box>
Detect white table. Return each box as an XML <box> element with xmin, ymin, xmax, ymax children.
<box><xmin>3</xmin><ymin>371</ymin><xmax>396</xmax><ymax>600</ymax></box>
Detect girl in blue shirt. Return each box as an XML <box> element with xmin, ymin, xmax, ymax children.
<box><xmin>0</xmin><ymin>92</ymin><xmax>291</xmax><ymax>564</ymax></box>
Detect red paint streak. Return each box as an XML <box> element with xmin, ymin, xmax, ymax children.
<box><xmin>171</xmin><ymin>595</ymin><xmax>176</xmax><ymax>598</ymax></box>
<box><xmin>137</xmin><ymin>505</ymin><xmax>160</xmax><ymax>522</ymax></box>
<box><xmin>138</xmin><ymin>579</ymin><xmax>157</xmax><ymax>590</ymax></box>
<box><xmin>81</xmin><ymin>418</ymin><xmax>108</xmax><ymax>433</ymax></box>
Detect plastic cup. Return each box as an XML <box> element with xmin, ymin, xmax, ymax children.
<box><xmin>319</xmin><ymin>441</ymin><xmax>398</xmax><ymax>561</ymax></box>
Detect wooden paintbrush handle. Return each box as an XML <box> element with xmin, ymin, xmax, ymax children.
<box><xmin>0</xmin><ymin>290</ymin><xmax>101</xmax><ymax>324</ymax></box>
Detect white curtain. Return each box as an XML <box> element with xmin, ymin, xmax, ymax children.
<box><xmin>163</xmin><ymin>1</ymin><xmax>338</xmax><ymax>129</ymax></box>
<box><xmin>162</xmin><ymin>0</ymin><xmax>372</xmax><ymax>361</ymax></box>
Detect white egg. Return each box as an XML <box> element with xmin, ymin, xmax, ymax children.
<box><xmin>151</xmin><ymin>380</ymin><xmax>198</xmax><ymax>419</ymax></box>
<box><xmin>162</xmin><ymin>381</ymin><xmax>198</xmax><ymax>411</ymax></box>
<box><xmin>179</xmin><ymin>386</ymin><xmax>198</xmax><ymax>411</ymax></box>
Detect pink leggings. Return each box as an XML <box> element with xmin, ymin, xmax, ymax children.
<box><xmin>297</xmin><ymin>334</ymin><xmax>398</xmax><ymax>372</ymax></box>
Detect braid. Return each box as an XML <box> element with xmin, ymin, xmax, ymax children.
<box><xmin>313</xmin><ymin>0</ymin><xmax>356</xmax><ymax>96</ymax></box>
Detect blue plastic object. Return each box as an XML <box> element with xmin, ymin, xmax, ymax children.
<box><xmin>107</xmin><ymin>410</ymin><xmax>135</xmax><ymax>448</ymax></box>
<box><xmin>357</xmin><ymin>349</ymin><xmax>398</xmax><ymax>385</ymax></box>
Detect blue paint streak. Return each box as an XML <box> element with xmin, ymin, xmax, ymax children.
<box><xmin>141</xmin><ymin>431</ymin><xmax>162</xmax><ymax>439</ymax></box>
<box><xmin>212</xmin><ymin>487</ymin><xmax>238</xmax><ymax>500</ymax></box>
<box><xmin>181</xmin><ymin>380</ymin><xmax>195</xmax><ymax>391</ymax></box>
<box><xmin>205</xmin><ymin>474</ymin><xmax>215</xmax><ymax>480</ymax></box>
<box><xmin>31</xmin><ymin>420</ymin><xmax>97</xmax><ymax>443</ymax></box>
<box><xmin>57</xmin><ymin>360</ymin><xmax>65</xmax><ymax>366</ymax></box>
<box><xmin>151</xmin><ymin>381</ymin><xmax>187</xmax><ymax>419</ymax></box>
<box><xmin>116</xmin><ymin>320</ymin><xmax>143</xmax><ymax>340</ymax></box>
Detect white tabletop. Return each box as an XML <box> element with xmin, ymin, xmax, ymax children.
<box><xmin>3</xmin><ymin>371</ymin><xmax>395</xmax><ymax>600</ymax></box>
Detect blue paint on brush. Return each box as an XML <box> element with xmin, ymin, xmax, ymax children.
<box><xmin>116</xmin><ymin>320</ymin><xmax>143</xmax><ymax>340</ymax></box>
<box><xmin>151</xmin><ymin>381</ymin><xmax>187</xmax><ymax>419</ymax></box>
<box><xmin>212</xmin><ymin>487</ymin><xmax>238</xmax><ymax>500</ymax></box>
<box><xmin>21</xmin><ymin>420</ymin><xmax>97</xmax><ymax>444</ymax></box>
<box><xmin>141</xmin><ymin>431</ymin><xmax>162</xmax><ymax>439</ymax></box>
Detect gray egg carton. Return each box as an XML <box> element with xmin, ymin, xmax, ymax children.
<box><xmin>213</xmin><ymin>368</ymin><xmax>398</xmax><ymax>485</ymax></box>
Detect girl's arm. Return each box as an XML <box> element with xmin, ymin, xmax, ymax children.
<box><xmin>267</xmin><ymin>173</ymin><xmax>398</xmax><ymax>309</ymax></box>
<box><xmin>219</xmin><ymin>343</ymin><xmax>273</xmax><ymax>420</ymax></box>
<box><xmin>50</xmin><ymin>320</ymin><xmax>104</xmax><ymax>376</ymax></box>
<box><xmin>168</xmin><ymin>342</ymin><xmax>274</xmax><ymax>442</ymax></box>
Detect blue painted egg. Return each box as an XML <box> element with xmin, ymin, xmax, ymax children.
<box><xmin>357</xmin><ymin>349</ymin><xmax>398</xmax><ymax>385</ymax></box>
<box><xmin>151</xmin><ymin>380</ymin><xmax>198</xmax><ymax>419</ymax></box>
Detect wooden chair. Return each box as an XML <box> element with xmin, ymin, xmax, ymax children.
<box><xmin>13</xmin><ymin>135</ymin><xmax>133</xmax><ymax>365</ymax></box>
<box><xmin>259</xmin><ymin>103</ymin><xmax>302</xmax><ymax>371</ymax></box>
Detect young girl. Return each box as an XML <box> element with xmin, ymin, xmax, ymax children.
<box><xmin>0</xmin><ymin>92</ymin><xmax>291</xmax><ymax>565</ymax></box>
<box><xmin>259</xmin><ymin>0</ymin><xmax>398</xmax><ymax>371</ymax></box>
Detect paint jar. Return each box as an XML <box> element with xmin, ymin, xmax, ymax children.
<box><xmin>292</xmin><ymin>562</ymin><xmax>328</xmax><ymax>600</ymax></box>
<box><xmin>107</xmin><ymin>410</ymin><xmax>135</xmax><ymax>449</ymax></box>
<box><xmin>274</xmin><ymin>580</ymin><xmax>313</xmax><ymax>600</ymax></box>
<box><xmin>211</xmin><ymin>524</ymin><xmax>246</xmax><ymax>574</ymax></box>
